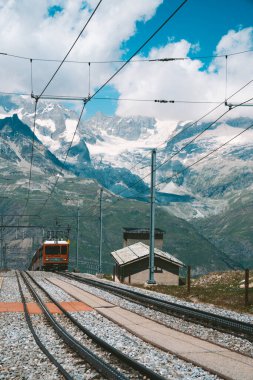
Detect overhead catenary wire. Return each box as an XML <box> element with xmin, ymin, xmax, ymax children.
<box><xmin>0</xmin><ymin>90</ymin><xmax>226</xmax><ymax>104</ymax></box>
<box><xmin>0</xmin><ymin>48</ymin><xmax>252</xmax><ymax>65</ymax></box>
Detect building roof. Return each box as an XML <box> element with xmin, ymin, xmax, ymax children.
<box><xmin>111</xmin><ymin>242</ymin><xmax>184</xmax><ymax>267</ymax></box>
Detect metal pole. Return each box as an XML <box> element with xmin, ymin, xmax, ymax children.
<box><xmin>148</xmin><ymin>149</ymin><xmax>156</xmax><ymax>284</ymax></box>
<box><xmin>76</xmin><ymin>201</ymin><xmax>80</xmax><ymax>271</ymax></box>
<box><xmin>99</xmin><ymin>188</ymin><xmax>103</xmax><ymax>273</ymax></box>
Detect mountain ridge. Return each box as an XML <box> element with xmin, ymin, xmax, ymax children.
<box><xmin>0</xmin><ymin>94</ymin><xmax>253</xmax><ymax>272</ymax></box>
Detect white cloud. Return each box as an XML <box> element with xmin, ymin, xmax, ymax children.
<box><xmin>0</xmin><ymin>0</ymin><xmax>162</xmax><ymax>96</ymax></box>
<box><xmin>113</xmin><ymin>27</ymin><xmax>253</xmax><ymax>121</ymax></box>
<box><xmin>0</xmin><ymin>3</ymin><xmax>252</xmax><ymax>124</ymax></box>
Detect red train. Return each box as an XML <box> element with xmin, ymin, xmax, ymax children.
<box><xmin>29</xmin><ymin>240</ymin><xmax>70</xmax><ymax>271</ymax></box>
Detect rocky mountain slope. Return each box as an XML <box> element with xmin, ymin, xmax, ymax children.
<box><xmin>0</xmin><ymin>94</ymin><xmax>253</xmax><ymax>272</ymax></box>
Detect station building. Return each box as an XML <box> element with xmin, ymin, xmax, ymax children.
<box><xmin>111</xmin><ymin>242</ymin><xmax>184</xmax><ymax>286</ymax></box>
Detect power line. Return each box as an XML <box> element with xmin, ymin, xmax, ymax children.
<box><xmin>0</xmin><ymin>90</ymin><xmax>225</xmax><ymax>104</ymax></box>
<box><xmin>0</xmin><ymin>48</ymin><xmax>252</xmax><ymax>65</ymax></box>
<box><xmin>38</xmin><ymin>0</ymin><xmax>103</xmax><ymax>99</ymax></box>
<box><xmin>94</xmin><ymin>97</ymin><xmax>223</xmax><ymax>104</ymax></box>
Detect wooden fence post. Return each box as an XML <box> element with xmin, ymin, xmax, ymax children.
<box><xmin>245</xmin><ymin>268</ymin><xmax>249</xmax><ymax>307</ymax></box>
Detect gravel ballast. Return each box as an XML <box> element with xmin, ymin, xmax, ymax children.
<box><xmin>0</xmin><ymin>270</ymin><xmax>223</xmax><ymax>379</ymax></box>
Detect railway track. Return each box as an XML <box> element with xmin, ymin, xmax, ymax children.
<box><xmin>18</xmin><ymin>271</ymin><xmax>127</xmax><ymax>380</ymax></box>
<box><xmin>16</xmin><ymin>272</ymin><xmax>73</xmax><ymax>380</ymax></box>
<box><xmin>23</xmin><ymin>271</ymin><xmax>166</xmax><ymax>380</ymax></box>
<box><xmin>60</xmin><ymin>272</ymin><xmax>253</xmax><ymax>341</ymax></box>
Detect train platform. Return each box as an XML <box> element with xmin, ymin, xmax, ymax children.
<box><xmin>49</xmin><ymin>277</ymin><xmax>253</xmax><ymax>380</ymax></box>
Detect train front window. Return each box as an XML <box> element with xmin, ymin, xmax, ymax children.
<box><xmin>45</xmin><ymin>246</ymin><xmax>61</xmax><ymax>255</ymax></box>
<box><xmin>45</xmin><ymin>245</ymin><xmax>68</xmax><ymax>255</ymax></box>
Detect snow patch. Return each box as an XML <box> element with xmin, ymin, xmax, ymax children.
<box><xmin>60</xmin><ymin>119</ymin><xmax>80</xmax><ymax>144</ymax></box>
<box><xmin>35</xmin><ymin>129</ymin><xmax>61</xmax><ymax>152</ymax></box>
<box><xmin>36</xmin><ymin>118</ymin><xmax>56</xmax><ymax>133</ymax></box>
<box><xmin>87</xmin><ymin>119</ymin><xmax>177</xmax><ymax>157</ymax></box>
<box><xmin>159</xmin><ymin>182</ymin><xmax>187</xmax><ymax>195</ymax></box>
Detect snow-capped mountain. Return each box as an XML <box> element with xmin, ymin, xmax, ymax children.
<box><xmin>1</xmin><ymin>94</ymin><xmax>253</xmax><ymax>272</ymax></box>
<box><xmin>1</xmin><ymin>94</ymin><xmax>253</xmax><ymax>220</ymax></box>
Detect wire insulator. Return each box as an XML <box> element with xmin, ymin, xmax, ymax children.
<box><xmin>88</xmin><ymin>62</ymin><xmax>91</xmax><ymax>97</ymax></box>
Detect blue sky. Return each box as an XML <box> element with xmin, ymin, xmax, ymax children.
<box><xmin>122</xmin><ymin>0</ymin><xmax>253</xmax><ymax>59</ymax></box>
<box><xmin>84</xmin><ymin>0</ymin><xmax>253</xmax><ymax>119</ymax></box>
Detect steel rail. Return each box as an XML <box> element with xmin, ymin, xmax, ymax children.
<box><xmin>26</xmin><ymin>271</ymin><xmax>166</xmax><ymax>380</ymax></box>
<box><xmin>15</xmin><ymin>271</ymin><xmax>73</xmax><ymax>380</ymax></box>
<box><xmin>62</xmin><ymin>273</ymin><xmax>253</xmax><ymax>340</ymax></box>
<box><xmin>19</xmin><ymin>272</ymin><xmax>128</xmax><ymax>380</ymax></box>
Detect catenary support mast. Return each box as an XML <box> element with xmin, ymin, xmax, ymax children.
<box><xmin>148</xmin><ymin>149</ymin><xmax>157</xmax><ymax>284</ymax></box>
<box><xmin>99</xmin><ymin>188</ymin><xmax>103</xmax><ymax>273</ymax></box>
<box><xmin>76</xmin><ymin>200</ymin><xmax>80</xmax><ymax>270</ymax></box>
